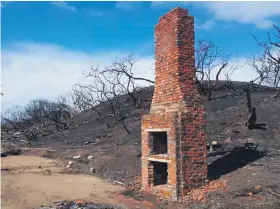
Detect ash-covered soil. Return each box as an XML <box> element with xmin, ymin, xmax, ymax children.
<box><xmin>2</xmin><ymin>86</ymin><xmax>280</xmax><ymax>208</ymax></box>
<box><xmin>39</xmin><ymin>201</ymin><xmax>122</xmax><ymax>209</ymax></box>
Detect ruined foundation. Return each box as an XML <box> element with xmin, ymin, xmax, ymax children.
<box><xmin>141</xmin><ymin>7</ymin><xmax>207</xmax><ymax>201</ymax></box>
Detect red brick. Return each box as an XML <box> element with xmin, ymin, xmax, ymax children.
<box><xmin>141</xmin><ymin>7</ymin><xmax>207</xmax><ymax>201</ymax></box>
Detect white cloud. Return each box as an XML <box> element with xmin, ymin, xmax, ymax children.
<box><xmin>1</xmin><ymin>42</ymin><xmax>154</xmax><ymax>112</ymax></box>
<box><xmin>51</xmin><ymin>1</ymin><xmax>77</xmax><ymax>12</ymax></box>
<box><xmin>1</xmin><ymin>41</ymin><xmax>260</xmax><ymax>113</ymax></box>
<box><xmin>256</xmin><ymin>19</ymin><xmax>274</xmax><ymax>29</ymax></box>
<box><xmin>201</xmin><ymin>2</ymin><xmax>280</xmax><ymax>29</ymax></box>
<box><xmin>196</xmin><ymin>19</ymin><xmax>215</xmax><ymax>30</ymax></box>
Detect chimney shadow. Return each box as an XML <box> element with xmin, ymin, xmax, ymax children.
<box><xmin>208</xmin><ymin>147</ymin><xmax>267</xmax><ymax>180</ymax></box>
<box><xmin>248</xmin><ymin>123</ymin><xmax>268</xmax><ymax>130</ymax></box>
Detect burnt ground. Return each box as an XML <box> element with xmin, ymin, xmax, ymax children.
<box><xmin>2</xmin><ymin>86</ymin><xmax>280</xmax><ymax>208</ymax></box>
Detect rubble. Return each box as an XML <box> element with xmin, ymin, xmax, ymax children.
<box><xmin>38</xmin><ymin>200</ymin><xmax>122</xmax><ymax>209</ymax></box>
<box><xmin>183</xmin><ymin>179</ymin><xmax>229</xmax><ymax>203</ymax></box>
<box><xmin>113</xmin><ymin>181</ymin><xmax>125</xmax><ymax>186</ymax></box>
<box><xmin>84</xmin><ymin>141</ymin><xmax>93</xmax><ymax>145</ymax></box>
<box><xmin>89</xmin><ymin>167</ymin><xmax>96</xmax><ymax>174</ymax></box>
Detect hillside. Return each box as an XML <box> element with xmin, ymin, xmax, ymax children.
<box><xmin>3</xmin><ymin>84</ymin><xmax>279</xmax><ymax>177</ymax></box>
<box><xmin>2</xmin><ymin>84</ymin><xmax>280</xmax><ymax>208</ymax></box>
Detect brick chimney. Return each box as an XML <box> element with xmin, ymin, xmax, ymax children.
<box><xmin>141</xmin><ymin>7</ymin><xmax>207</xmax><ymax>200</ymax></box>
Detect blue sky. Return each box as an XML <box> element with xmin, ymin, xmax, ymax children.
<box><xmin>2</xmin><ymin>1</ymin><xmax>280</xmax><ymax>55</ymax></box>
<box><xmin>1</xmin><ymin>1</ymin><xmax>280</xmax><ymax>111</ymax></box>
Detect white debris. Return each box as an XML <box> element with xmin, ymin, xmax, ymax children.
<box><xmin>211</xmin><ymin>141</ymin><xmax>218</xmax><ymax>145</ymax></box>
<box><xmin>20</xmin><ymin>139</ymin><xmax>30</xmax><ymax>144</ymax></box>
<box><xmin>88</xmin><ymin>155</ymin><xmax>93</xmax><ymax>160</ymax></box>
<box><xmin>68</xmin><ymin>161</ymin><xmax>74</xmax><ymax>165</ymax></box>
<box><xmin>90</xmin><ymin>167</ymin><xmax>96</xmax><ymax>174</ymax></box>
<box><xmin>13</xmin><ymin>132</ymin><xmax>20</xmax><ymax>136</ymax></box>
<box><xmin>73</xmin><ymin>155</ymin><xmax>81</xmax><ymax>159</ymax></box>
<box><xmin>114</xmin><ymin>181</ymin><xmax>125</xmax><ymax>186</ymax></box>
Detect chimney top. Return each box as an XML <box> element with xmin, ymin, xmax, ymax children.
<box><xmin>158</xmin><ymin>7</ymin><xmax>189</xmax><ymax>24</ymax></box>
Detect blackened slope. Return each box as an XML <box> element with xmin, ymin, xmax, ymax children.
<box><xmin>25</xmin><ymin>83</ymin><xmax>280</xmax><ymax>182</ymax></box>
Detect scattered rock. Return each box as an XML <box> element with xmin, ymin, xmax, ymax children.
<box><xmin>38</xmin><ymin>200</ymin><xmax>122</xmax><ymax>209</ymax></box>
<box><xmin>88</xmin><ymin>155</ymin><xmax>93</xmax><ymax>160</ymax></box>
<box><xmin>114</xmin><ymin>181</ymin><xmax>125</xmax><ymax>186</ymax></box>
<box><xmin>54</xmin><ymin>200</ymin><xmax>67</xmax><ymax>207</ymax></box>
<box><xmin>224</xmin><ymin>137</ymin><xmax>232</xmax><ymax>144</ymax></box>
<box><xmin>73</xmin><ymin>155</ymin><xmax>81</xmax><ymax>159</ymax></box>
<box><xmin>84</xmin><ymin>141</ymin><xmax>92</xmax><ymax>145</ymax></box>
<box><xmin>246</xmin><ymin>138</ymin><xmax>257</xmax><ymax>144</ymax></box>
<box><xmin>75</xmin><ymin>199</ymin><xmax>85</xmax><ymax>205</ymax></box>
<box><xmin>76</xmin><ymin>158</ymin><xmax>89</xmax><ymax>164</ymax></box>
<box><xmin>20</xmin><ymin>139</ymin><xmax>30</xmax><ymax>144</ymax></box>
<box><xmin>68</xmin><ymin>161</ymin><xmax>74</xmax><ymax>167</ymax></box>
<box><xmin>211</xmin><ymin>141</ymin><xmax>222</xmax><ymax>149</ymax></box>
<box><xmin>90</xmin><ymin>167</ymin><xmax>96</xmax><ymax>174</ymax></box>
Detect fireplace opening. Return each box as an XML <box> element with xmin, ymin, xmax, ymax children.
<box><xmin>150</xmin><ymin>132</ymin><xmax>168</xmax><ymax>154</ymax></box>
<box><xmin>152</xmin><ymin>161</ymin><xmax>168</xmax><ymax>185</ymax></box>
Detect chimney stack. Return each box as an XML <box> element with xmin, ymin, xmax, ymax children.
<box><xmin>141</xmin><ymin>7</ymin><xmax>207</xmax><ymax>200</ymax></box>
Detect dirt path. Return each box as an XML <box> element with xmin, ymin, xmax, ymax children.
<box><xmin>1</xmin><ymin>155</ymin><xmax>151</xmax><ymax>209</ymax></box>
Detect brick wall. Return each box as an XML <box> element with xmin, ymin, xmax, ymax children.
<box><xmin>141</xmin><ymin>7</ymin><xmax>207</xmax><ymax>201</ymax></box>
